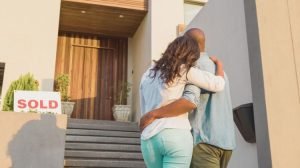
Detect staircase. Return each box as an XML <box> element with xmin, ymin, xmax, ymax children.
<box><xmin>64</xmin><ymin>119</ymin><xmax>146</xmax><ymax>168</ymax></box>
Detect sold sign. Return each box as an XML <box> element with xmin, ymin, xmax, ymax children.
<box><xmin>14</xmin><ymin>91</ymin><xmax>62</xmax><ymax>114</ymax></box>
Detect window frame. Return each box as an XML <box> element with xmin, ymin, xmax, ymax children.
<box><xmin>0</xmin><ymin>62</ymin><xmax>5</xmax><ymax>98</ymax></box>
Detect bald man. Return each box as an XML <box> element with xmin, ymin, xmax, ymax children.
<box><xmin>140</xmin><ymin>28</ymin><xmax>236</xmax><ymax>168</ymax></box>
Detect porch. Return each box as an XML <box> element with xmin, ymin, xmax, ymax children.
<box><xmin>56</xmin><ymin>1</ymin><xmax>148</xmax><ymax>166</ymax></box>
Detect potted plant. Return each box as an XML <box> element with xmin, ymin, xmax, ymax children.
<box><xmin>2</xmin><ymin>73</ymin><xmax>39</xmax><ymax>111</ymax></box>
<box><xmin>55</xmin><ymin>74</ymin><xmax>75</xmax><ymax>117</ymax></box>
<box><xmin>112</xmin><ymin>81</ymin><xmax>131</xmax><ymax>122</ymax></box>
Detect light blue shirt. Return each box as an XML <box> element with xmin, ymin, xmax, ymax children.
<box><xmin>140</xmin><ymin>64</ymin><xmax>226</xmax><ymax>140</ymax></box>
<box><xmin>183</xmin><ymin>52</ymin><xmax>236</xmax><ymax>150</ymax></box>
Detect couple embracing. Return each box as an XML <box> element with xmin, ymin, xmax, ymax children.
<box><xmin>139</xmin><ymin>28</ymin><xmax>236</xmax><ymax>168</ymax></box>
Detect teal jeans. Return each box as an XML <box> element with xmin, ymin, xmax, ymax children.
<box><xmin>141</xmin><ymin>129</ymin><xmax>193</xmax><ymax>168</ymax></box>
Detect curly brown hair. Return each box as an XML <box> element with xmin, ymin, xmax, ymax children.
<box><xmin>150</xmin><ymin>35</ymin><xmax>200</xmax><ymax>85</ymax></box>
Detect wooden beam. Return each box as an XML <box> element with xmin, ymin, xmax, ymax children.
<box><xmin>184</xmin><ymin>0</ymin><xmax>207</xmax><ymax>6</ymax></box>
<box><xmin>72</xmin><ymin>43</ymin><xmax>115</xmax><ymax>50</ymax></box>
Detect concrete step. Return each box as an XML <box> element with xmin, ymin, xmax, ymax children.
<box><xmin>66</xmin><ymin>129</ymin><xmax>140</xmax><ymax>138</ymax></box>
<box><xmin>64</xmin><ymin>119</ymin><xmax>144</xmax><ymax>167</ymax></box>
<box><xmin>65</xmin><ymin>159</ymin><xmax>146</xmax><ymax>168</ymax></box>
<box><xmin>67</xmin><ymin>123</ymin><xmax>140</xmax><ymax>132</ymax></box>
<box><xmin>65</xmin><ymin>143</ymin><xmax>141</xmax><ymax>152</ymax></box>
<box><xmin>66</xmin><ymin>135</ymin><xmax>140</xmax><ymax>145</ymax></box>
<box><xmin>68</xmin><ymin>118</ymin><xmax>138</xmax><ymax>127</ymax></box>
<box><xmin>65</xmin><ymin>150</ymin><xmax>143</xmax><ymax>160</ymax></box>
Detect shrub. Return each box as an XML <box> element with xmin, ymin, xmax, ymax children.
<box><xmin>116</xmin><ymin>81</ymin><xmax>131</xmax><ymax>105</ymax></box>
<box><xmin>2</xmin><ymin>73</ymin><xmax>39</xmax><ymax>111</ymax></box>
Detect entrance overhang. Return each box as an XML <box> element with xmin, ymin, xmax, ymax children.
<box><xmin>59</xmin><ymin>0</ymin><xmax>148</xmax><ymax>37</ymax></box>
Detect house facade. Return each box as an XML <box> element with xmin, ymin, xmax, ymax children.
<box><xmin>0</xmin><ymin>0</ymin><xmax>203</xmax><ymax>121</ymax></box>
<box><xmin>0</xmin><ymin>0</ymin><xmax>300</xmax><ymax>167</ymax></box>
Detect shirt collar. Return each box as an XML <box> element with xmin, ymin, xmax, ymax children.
<box><xmin>200</xmin><ymin>52</ymin><xmax>209</xmax><ymax>57</ymax></box>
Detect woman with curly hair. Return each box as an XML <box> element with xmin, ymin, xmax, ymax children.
<box><xmin>139</xmin><ymin>35</ymin><xmax>224</xmax><ymax>168</ymax></box>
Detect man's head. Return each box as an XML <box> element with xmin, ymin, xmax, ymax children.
<box><xmin>184</xmin><ymin>28</ymin><xmax>206</xmax><ymax>52</ymax></box>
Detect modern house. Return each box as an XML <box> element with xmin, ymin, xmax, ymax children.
<box><xmin>1</xmin><ymin>0</ymin><xmax>300</xmax><ymax>167</ymax></box>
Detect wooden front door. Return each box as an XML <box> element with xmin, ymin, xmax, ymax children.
<box><xmin>55</xmin><ymin>32</ymin><xmax>128</xmax><ymax>120</ymax></box>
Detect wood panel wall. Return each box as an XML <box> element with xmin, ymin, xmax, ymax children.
<box><xmin>55</xmin><ymin>32</ymin><xmax>127</xmax><ymax>120</ymax></box>
<box><xmin>63</xmin><ymin>0</ymin><xmax>148</xmax><ymax>11</ymax></box>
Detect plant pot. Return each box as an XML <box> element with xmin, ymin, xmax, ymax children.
<box><xmin>112</xmin><ymin>105</ymin><xmax>131</xmax><ymax>122</ymax></box>
<box><xmin>61</xmin><ymin>101</ymin><xmax>75</xmax><ymax>118</ymax></box>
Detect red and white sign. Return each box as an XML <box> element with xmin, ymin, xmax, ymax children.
<box><xmin>14</xmin><ymin>91</ymin><xmax>62</xmax><ymax>114</ymax></box>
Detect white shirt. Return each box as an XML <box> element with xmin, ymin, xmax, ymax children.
<box><xmin>139</xmin><ymin>65</ymin><xmax>225</xmax><ymax>140</ymax></box>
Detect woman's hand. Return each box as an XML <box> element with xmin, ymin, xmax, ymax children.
<box><xmin>139</xmin><ymin>112</ymin><xmax>156</xmax><ymax>132</ymax></box>
<box><xmin>209</xmin><ymin>56</ymin><xmax>222</xmax><ymax>65</ymax></box>
<box><xmin>210</xmin><ymin>56</ymin><xmax>224</xmax><ymax>78</ymax></box>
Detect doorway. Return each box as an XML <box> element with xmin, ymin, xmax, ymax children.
<box><xmin>55</xmin><ymin>32</ymin><xmax>128</xmax><ymax>120</ymax></box>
